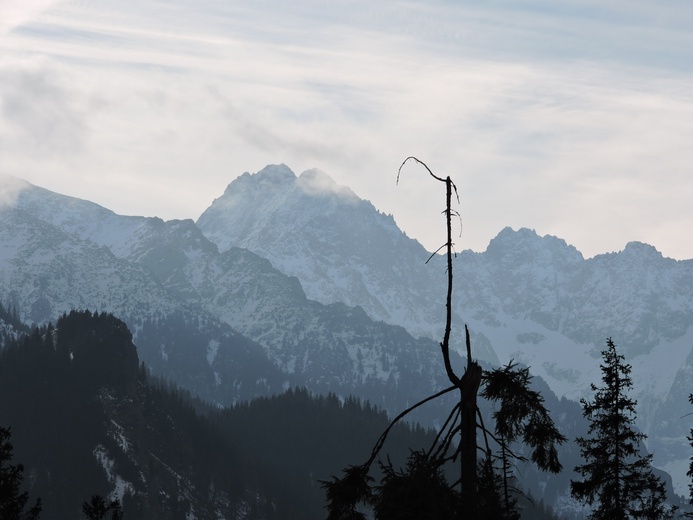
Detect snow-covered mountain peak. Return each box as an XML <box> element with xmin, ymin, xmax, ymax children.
<box><xmin>11</xmin><ymin>181</ymin><xmax>149</xmax><ymax>257</ymax></box>
<box><xmin>253</xmin><ymin>162</ymin><xmax>295</xmax><ymax>180</ymax></box>
<box><xmin>485</xmin><ymin>226</ymin><xmax>584</xmax><ymax>269</ymax></box>
<box><xmin>198</xmin><ymin>164</ymin><xmax>405</xmax><ymax>253</ymax></box>
<box><xmin>222</xmin><ymin>163</ymin><xmax>296</xmax><ymax>195</ymax></box>
<box><xmin>214</xmin><ymin>163</ymin><xmax>297</xmax><ymax>214</ymax></box>
<box><xmin>199</xmin><ymin>164</ymin><xmax>306</xmax><ymax>253</ymax></box>
<box><xmin>197</xmin><ymin>164</ymin><xmax>441</xmax><ymax>339</ymax></box>
<box><xmin>621</xmin><ymin>240</ymin><xmax>665</xmax><ymax>261</ymax></box>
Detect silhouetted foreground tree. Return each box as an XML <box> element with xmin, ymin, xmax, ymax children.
<box><xmin>0</xmin><ymin>426</ymin><xmax>41</xmax><ymax>520</ymax></box>
<box><xmin>684</xmin><ymin>394</ymin><xmax>693</xmax><ymax>519</ymax></box>
<box><xmin>571</xmin><ymin>338</ymin><xmax>675</xmax><ymax>520</ymax></box>
<box><xmin>322</xmin><ymin>158</ymin><xmax>566</xmax><ymax>520</ymax></box>
<box><xmin>687</xmin><ymin>394</ymin><xmax>693</xmax><ymax>518</ymax></box>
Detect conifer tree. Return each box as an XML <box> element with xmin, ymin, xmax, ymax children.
<box><xmin>570</xmin><ymin>338</ymin><xmax>675</xmax><ymax>520</ymax></box>
<box><xmin>82</xmin><ymin>494</ymin><xmax>124</xmax><ymax>520</ymax></box>
<box><xmin>685</xmin><ymin>394</ymin><xmax>693</xmax><ymax>518</ymax></box>
<box><xmin>0</xmin><ymin>426</ymin><xmax>41</xmax><ymax>520</ymax></box>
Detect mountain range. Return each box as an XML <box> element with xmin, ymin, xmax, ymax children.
<box><xmin>1</xmin><ymin>164</ymin><xmax>692</xmax><ymax>506</ymax></box>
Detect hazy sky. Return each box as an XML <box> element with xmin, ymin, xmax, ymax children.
<box><xmin>1</xmin><ymin>0</ymin><xmax>692</xmax><ymax>259</ymax></box>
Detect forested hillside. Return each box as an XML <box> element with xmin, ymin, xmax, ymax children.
<box><xmin>0</xmin><ymin>310</ymin><xmax>442</xmax><ymax>519</ymax></box>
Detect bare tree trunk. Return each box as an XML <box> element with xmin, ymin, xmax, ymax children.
<box><xmin>400</xmin><ymin>160</ymin><xmax>484</xmax><ymax>518</ymax></box>
<box><xmin>439</xmin><ymin>174</ymin><xmax>482</xmax><ymax>517</ymax></box>
<box><xmin>460</xmin><ymin>327</ymin><xmax>482</xmax><ymax>517</ymax></box>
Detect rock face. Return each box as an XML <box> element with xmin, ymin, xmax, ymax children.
<box><xmin>197</xmin><ymin>164</ymin><xmax>445</xmax><ymax>344</ymax></box>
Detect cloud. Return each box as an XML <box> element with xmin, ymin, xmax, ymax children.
<box><xmin>1</xmin><ymin>0</ymin><xmax>692</xmax><ymax>258</ymax></box>
<box><xmin>0</xmin><ymin>0</ymin><xmax>63</xmax><ymax>35</ymax></box>
<box><xmin>297</xmin><ymin>168</ymin><xmax>359</xmax><ymax>202</ymax></box>
<box><xmin>0</xmin><ymin>58</ymin><xmax>90</xmax><ymax>159</ymax></box>
<box><xmin>0</xmin><ymin>174</ymin><xmax>29</xmax><ymax>209</ymax></box>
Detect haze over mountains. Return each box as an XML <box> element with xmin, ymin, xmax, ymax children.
<box><xmin>1</xmin><ymin>164</ymin><xmax>693</xmax><ymax>504</ymax></box>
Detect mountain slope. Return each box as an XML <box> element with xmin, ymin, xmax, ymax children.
<box><xmin>0</xmin><ymin>201</ymin><xmax>287</xmax><ymax>406</ymax></box>
<box><xmin>9</xmin><ymin>180</ymin><xmax>150</xmax><ymax>257</ymax></box>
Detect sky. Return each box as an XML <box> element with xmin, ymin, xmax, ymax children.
<box><xmin>1</xmin><ymin>0</ymin><xmax>692</xmax><ymax>260</ymax></box>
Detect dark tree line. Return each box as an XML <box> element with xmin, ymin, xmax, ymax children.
<box><xmin>82</xmin><ymin>495</ymin><xmax>124</xmax><ymax>520</ymax></box>
<box><xmin>0</xmin><ymin>302</ymin><xmax>28</xmax><ymax>333</ymax></box>
<box><xmin>684</xmin><ymin>394</ymin><xmax>693</xmax><ymax>519</ymax></box>
<box><xmin>0</xmin><ymin>426</ymin><xmax>41</xmax><ymax>520</ymax></box>
<box><xmin>212</xmin><ymin>388</ymin><xmax>435</xmax><ymax>519</ymax></box>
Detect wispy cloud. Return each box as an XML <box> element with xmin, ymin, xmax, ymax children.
<box><xmin>0</xmin><ymin>0</ymin><xmax>64</xmax><ymax>35</ymax></box>
<box><xmin>0</xmin><ymin>174</ymin><xmax>29</xmax><ymax>209</ymax></box>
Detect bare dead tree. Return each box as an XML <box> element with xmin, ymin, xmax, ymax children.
<box><xmin>322</xmin><ymin>157</ymin><xmax>565</xmax><ymax>520</ymax></box>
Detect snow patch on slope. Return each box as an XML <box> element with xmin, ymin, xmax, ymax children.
<box><xmin>94</xmin><ymin>445</ymin><xmax>135</xmax><ymax>502</ymax></box>
<box><xmin>207</xmin><ymin>339</ymin><xmax>220</xmax><ymax>366</ymax></box>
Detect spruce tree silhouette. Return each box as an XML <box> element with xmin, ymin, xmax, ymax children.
<box><xmin>82</xmin><ymin>494</ymin><xmax>124</xmax><ymax>520</ymax></box>
<box><xmin>685</xmin><ymin>394</ymin><xmax>693</xmax><ymax>518</ymax></box>
<box><xmin>571</xmin><ymin>338</ymin><xmax>675</xmax><ymax>520</ymax></box>
<box><xmin>322</xmin><ymin>157</ymin><xmax>565</xmax><ymax>520</ymax></box>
